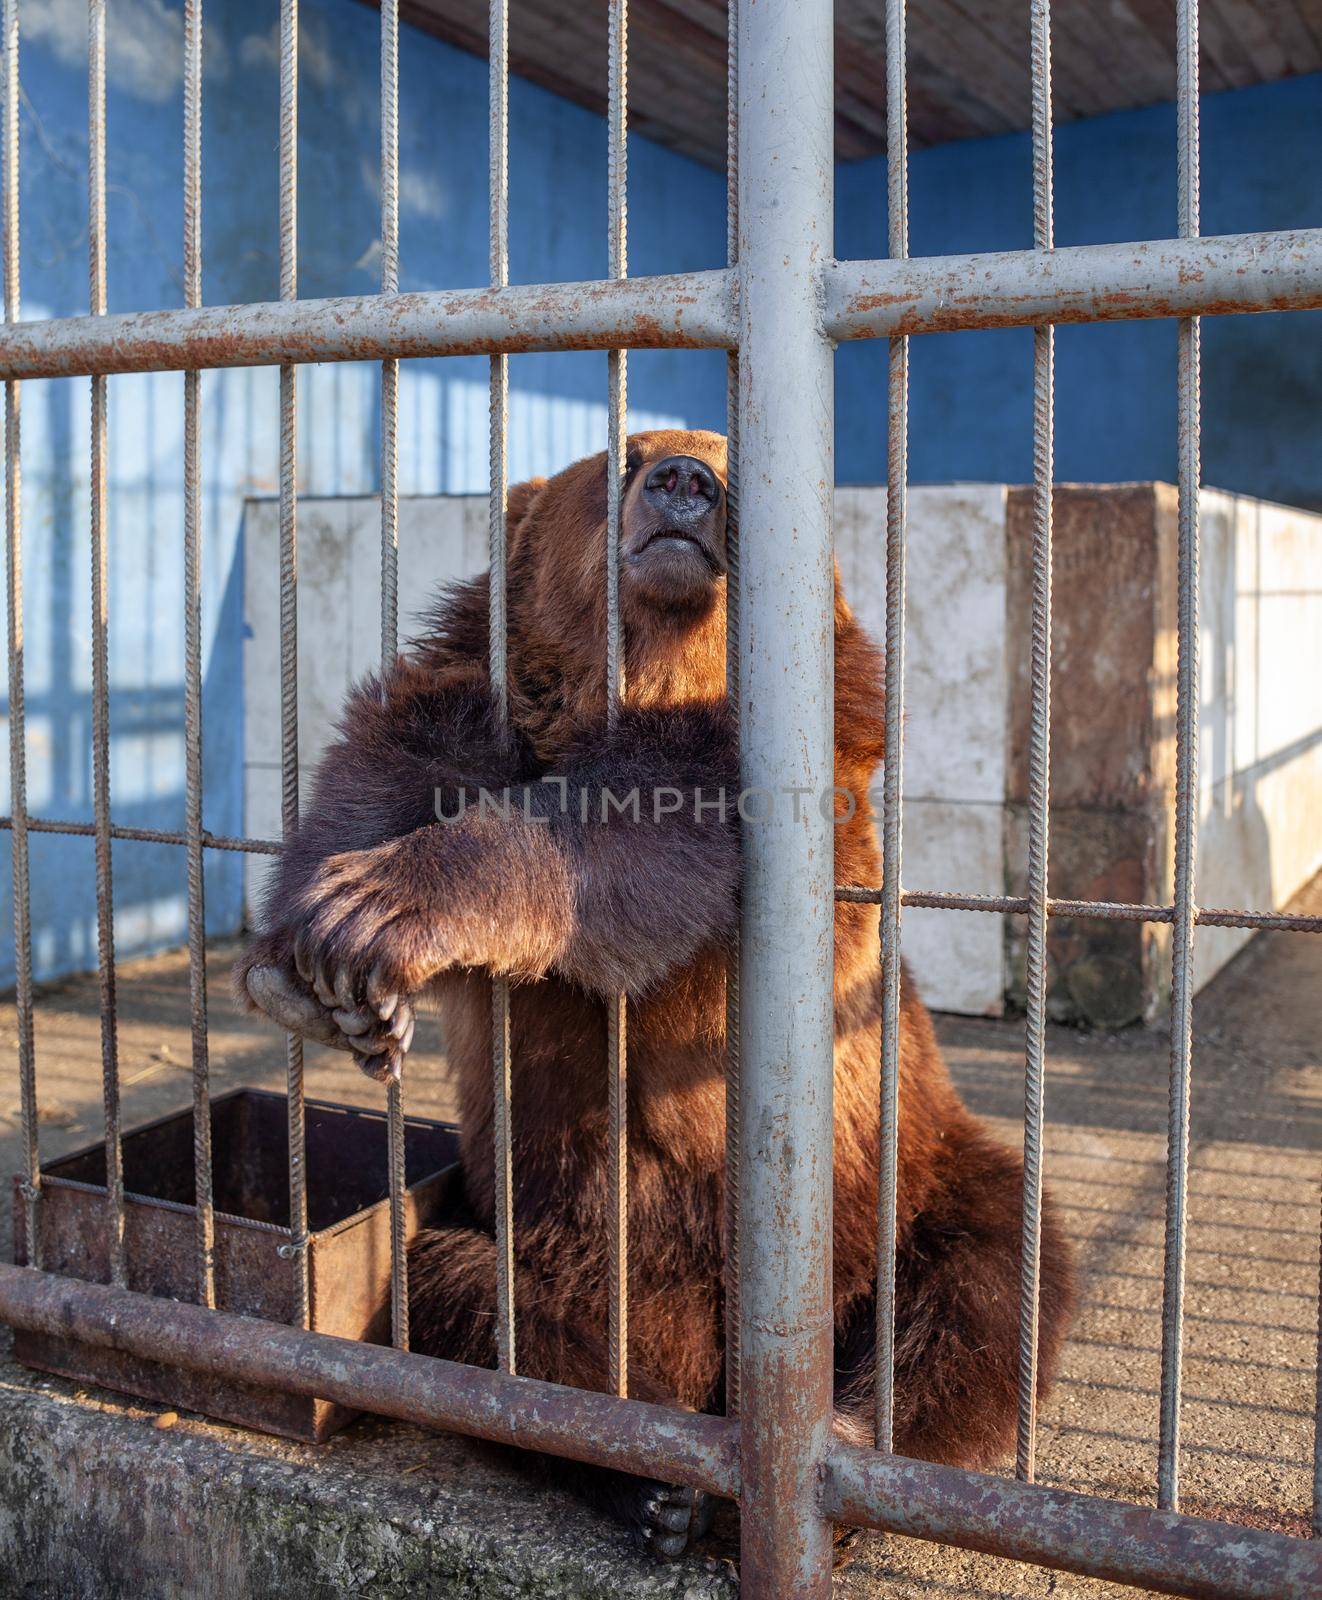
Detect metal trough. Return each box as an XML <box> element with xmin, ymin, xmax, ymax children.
<box><xmin>12</xmin><ymin>1088</ymin><xmax>460</xmax><ymax>1442</ymax></box>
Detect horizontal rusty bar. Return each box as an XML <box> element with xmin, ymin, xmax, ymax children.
<box><xmin>0</xmin><ymin>815</ymin><xmax>280</xmax><ymax>855</ymax></box>
<box><xmin>0</xmin><ymin>271</ymin><xmax>737</xmax><ymax>381</ymax></box>
<box><xmin>0</xmin><ymin>1263</ymin><xmax>740</xmax><ymax>1498</ymax></box>
<box><xmin>4</xmin><ymin>234</ymin><xmax>1316</xmax><ymax>379</ymax></box>
<box><xmin>1192</xmin><ymin>905</ymin><xmax>1322</xmax><ymax>933</ymax></box>
<box><xmin>836</xmin><ymin>885</ymin><xmax>1322</xmax><ymax>934</ymax></box>
<box><xmin>11</xmin><ymin>818</ymin><xmax>1316</xmax><ymax>924</ymax></box>
<box><xmin>824</xmin><ymin>1442</ymin><xmax>1322</xmax><ymax>1600</ymax></box>
<box><xmin>826</xmin><ymin>229</ymin><xmax>1322</xmax><ymax>339</ymax></box>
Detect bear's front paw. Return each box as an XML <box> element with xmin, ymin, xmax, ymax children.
<box><xmin>235</xmin><ymin>931</ymin><xmax>413</xmax><ymax>1081</ymax></box>
<box><xmin>292</xmin><ymin>839</ymin><xmax>448</xmax><ymax>1011</ymax></box>
<box><xmin>290</xmin><ymin>921</ymin><xmax>415</xmax><ymax>1083</ymax></box>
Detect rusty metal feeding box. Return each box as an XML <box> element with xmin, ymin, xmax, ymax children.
<box><xmin>11</xmin><ymin>1088</ymin><xmax>460</xmax><ymax>1442</ymax></box>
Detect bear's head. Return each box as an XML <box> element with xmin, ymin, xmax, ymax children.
<box><xmin>501</xmin><ymin>430</ymin><xmax>731</xmax><ymax>752</ymax></box>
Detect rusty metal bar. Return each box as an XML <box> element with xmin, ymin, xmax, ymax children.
<box><xmin>875</xmin><ymin>0</ymin><xmax>908</xmax><ymax>1459</ymax></box>
<box><xmin>385</xmin><ymin>1076</ymin><xmax>407</xmax><ymax>1346</ymax></box>
<box><xmin>0</xmin><ymin>816</ymin><xmax>282</xmax><ymax>854</ymax></box>
<box><xmin>487</xmin><ymin>0</ymin><xmax>515</xmax><ymax>1379</ymax></box>
<box><xmin>1159</xmin><ymin>0</ymin><xmax>1202</xmax><ymax>1516</ymax></box>
<box><xmin>278</xmin><ymin>0</ymin><xmax>310</xmax><ymax>1330</ymax></box>
<box><xmin>1017</xmin><ymin>0</ymin><xmax>1054</xmax><ymax>1485</ymax></box>
<box><xmin>736</xmin><ymin>0</ymin><xmax>836</xmax><ymax>1587</ymax></box>
<box><xmin>1315</xmin><ymin>1183</ymin><xmax>1322</xmax><ymax>1537</ymax></box>
<box><xmin>10</xmin><ymin>818</ymin><xmax>1313</xmax><ymax>931</ymax></box>
<box><xmin>826</xmin><ymin>228</ymin><xmax>1322</xmax><ymax>339</ymax></box>
<box><xmin>722</xmin><ymin>0</ymin><xmax>741</xmax><ymax>1423</ymax></box>
<box><xmin>834</xmin><ymin>885</ymin><xmax>1322</xmax><ymax>933</ymax></box>
<box><xmin>88</xmin><ymin>0</ymin><xmax>124</xmax><ymax>1290</ymax></box>
<box><xmin>379</xmin><ymin>0</ymin><xmax>399</xmax><ymax>669</ymax></box>
<box><xmin>5</xmin><ymin>1255</ymin><xmax>1320</xmax><ymax>1600</ymax></box>
<box><xmin>379</xmin><ymin>0</ymin><xmax>408</xmax><ymax>1356</ymax></box>
<box><xmin>182</xmin><ymin>0</ymin><xmax>214</xmax><ymax>1312</ymax></box>
<box><xmin>0</xmin><ymin>1264</ymin><xmax>740</xmax><ymax>1499</ymax></box>
<box><xmin>0</xmin><ymin>227</ymin><xmax>1313</xmax><ymax>382</ymax></box>
<box><xmin>3</xmin><ymin>0</ymin><xmax>37</xmax><ymax>1269</ymax></box>
<box><xmin>0</xmin><ymin>272</ymin><xmax>737</xmax><ymax>381</ymax></box>
<box><xmin>0</xmin><ymin>229</ymin><xmax>1315</xmax><ymax>385</ymax></box>
<box><xmin>824</xmin><ymin>1441</ymin><xmax>1322</xmax><ymax>1600</ymax></box>
<box><xmin>604</xmin><ymin>0</ymin><xmax>630</xmax><ymax>1404</ymax></box>
<box><xmin>6</xmin><ymin>1258</ymin><xmax>1322</xmax><ymax>1597</ymax></box>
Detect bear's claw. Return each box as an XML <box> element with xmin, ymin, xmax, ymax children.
<box><xmin>632</xmin><ymin>1481</ymin><xmax>715</xmax><ymax>1561</ymax></box>
<box><xmin>246</xmin><ymin>957</ymin><xmax>414</xmax><ymax>1081</ymax></box>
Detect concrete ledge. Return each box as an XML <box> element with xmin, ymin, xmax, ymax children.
<box><xmin>0</xmin><ymin>1359</ymin><xmax>738</xmax><ymax>1600</ymax></box>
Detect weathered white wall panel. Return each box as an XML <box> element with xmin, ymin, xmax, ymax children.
<box><xmin>1195</xmin><ymin>490</ymin><xmax>1322</xmax><ymax>991</ymax></box>
<box><xmin>836</xmin><ymin>485</ymin><xmax>1009</xmax><ymax>1016</ymax></box>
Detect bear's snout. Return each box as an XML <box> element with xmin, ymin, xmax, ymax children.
<box><xmin>626</xmin><ymin>453</ymin><xmax>728</xmax><ymax>600</ymax></box>
<box><xmin>642</xmin><ymin>454</ymin><xmax>721</xmax><ymax>524</ymax></box>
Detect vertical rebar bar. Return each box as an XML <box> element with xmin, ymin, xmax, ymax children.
<box><xmin>379</xmin><ymin>0</ymin><xmax>408</xmax><ymax>1354</ymax></box>
<box><xmin>1315</xmin><ymin>1184</ymin><xmax>1322</xmax><ymax>1537</ymax></box>
<box><xmin>385</xmin><ymin>1075</ymin><xmax>407</xmax><ymax>1345</ymax></box>
<box><xmin>182</xmin><ymin>0</ymin><xmax>214</xmax><ymax>1309</ymax></box>
<box><xmin>3</xmin><ymin>0</ymin><xmax>37</xmax><ymax>1269</ymax></box>
<box><xmin>88</xmin><ymin>0</ymin><xmax>124</xmax><ymax>1289</ymax></box>
<box><xmin>875</xmin><ymin>0</ymin><xmax>908</xmax><ymax>1456</ymax></box>
<box><xmin>1017</xmin><ymin>0</ymin><xmax>1055</xmax><ymax>1484</ymax></box>
<box><xmin>380</xmin><ymin>0</ymin><xmax>398</xmax><ymax>664</ymax></box>
<box><xmin>1158</xmin><ymin>0</ymin><xmax>1201</xmax><ymax>1515</ymax></box>
<box><xmin>605</xmin><ymin>0</ymin><xmax>629</xmax><ymax>1402</ymax></box>
<box><xmin>487</xmin><ymin>0</ymin><xmax>516</xmax><ymax>1380</ymax></box>
<box><xmin>279</xmin><ymin>0</ymin><xmax>310</xmax><ymax>1327</ymax></box>
<box><xmin>722</xmin><ymin>0</ymin><xmax>741</xmax><ymax>1422</ymax></box>
<box><xmin>737</xmin><ymin>0</ymin><xmax>836</xmax><ymax>1587</ymax></box>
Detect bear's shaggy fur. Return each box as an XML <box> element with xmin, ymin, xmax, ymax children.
<box><xmin>237</xmin><ymin>429</ymin><xmax>1074</xmax><ymax>1556</ymax></box>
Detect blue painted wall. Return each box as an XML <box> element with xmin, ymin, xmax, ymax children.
<box><xmin>836</xmin><ymin>72</ymin><xmax>1322</xmax><ymax>503</ymax></box>
<box><xmin>2</xmin><ymin>0</ymin><xmax>1320</xmax><ymax>987</ymax></box>
<box><xmin>0</xmin><ymin>0</ymin><xmax>727</xmax><ymax>986</ymax></box>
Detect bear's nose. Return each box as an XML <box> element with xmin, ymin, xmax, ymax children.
<box><xmin>642</xmin><ymin>455</ymin><xmax>720</xmax><ymax>521</ymax></box>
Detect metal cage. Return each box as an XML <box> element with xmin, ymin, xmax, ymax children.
<box><xmin>2</xmin><ymin>0</ymin><xmax>1322</xmax><ymax>1595</ymax></box>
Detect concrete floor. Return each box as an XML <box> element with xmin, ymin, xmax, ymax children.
<box><xmin>840</xmin><ymin>877</ymin><xmax>1322</xmax><ymax>1597</ymax></box>
<box><xmin>2</xmin><ymin>878</ymin><xmax>1319</xmax><ymax>1597</ymax></box>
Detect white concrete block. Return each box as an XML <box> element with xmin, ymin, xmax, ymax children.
<box><xmin>834</xmin><ymin>484</ymin><xmax>1009</xmax><ymax>805</ymax></box>
<box><xmin>901</xmin><ymin>798</ymin><xmax>1006</xmax><ymax>1018</ymax></box>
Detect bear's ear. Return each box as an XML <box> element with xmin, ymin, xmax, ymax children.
<box><xmin>506</xmin><ymin>476</ymin><xmax>547</xmax><ymax>536</ymax></box>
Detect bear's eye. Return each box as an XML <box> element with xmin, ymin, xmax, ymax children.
<box><xmin>623</xmin><ymin>448</ymin><xmax>643</xmax><ymax>484</ymax></box>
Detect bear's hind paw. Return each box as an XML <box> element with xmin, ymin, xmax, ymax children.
<box><xmin>633</xmin><ymin>1481</ymin><xmax>715</xmax><ymax>1562</ymax></box>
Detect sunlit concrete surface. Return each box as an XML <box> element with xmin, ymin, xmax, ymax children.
<box><xmin>1</xmin><ymin>875</ymin><xmax>1318</xmax><ymax>1595</ymax></box>
<box><xmin>840</xmin><ymin>872</ymin><xmax>1321</xmax><ymax>1597</ymax></box>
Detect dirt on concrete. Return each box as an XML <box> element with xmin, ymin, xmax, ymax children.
<box><xmin>2</xmin><ymin>877</ymin><xmax>1319</xmax><ymax>1597</ymax></box>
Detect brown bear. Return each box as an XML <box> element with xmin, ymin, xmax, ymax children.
<box><xmin>237</xmin><ymin>428</ymin><xmax>1075</xmax><ymax>1560</ymax></box>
